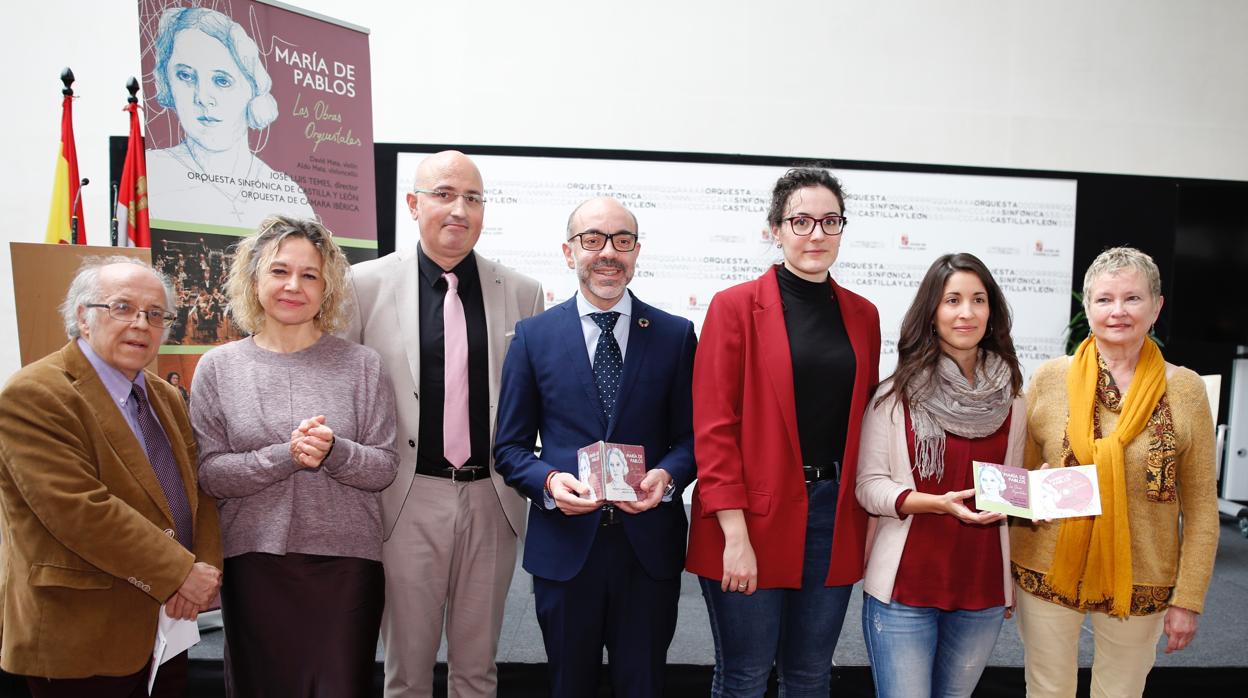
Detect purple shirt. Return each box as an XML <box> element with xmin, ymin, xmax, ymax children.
<box><xmin>77</xmin><ymin>338</ymin><xmax>164</xmax><ymax>452</ymax></box>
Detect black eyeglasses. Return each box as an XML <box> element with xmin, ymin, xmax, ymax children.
<box><xmin>569</xmin><ymin>231</ymin><xmax>638</xmax><ymax>252</ymax></box>
<box><xmin>86</xmin><ymin>301</ymin><xmax>177</xmax><ymax>328</ymax></box>
<box><xmin>413</xmin><ymin>188</ymin><xmax>486</xmax><ymax>207</ymax></box>
<box><xmin>784</xmin><ymin>215</ymin><xmax>847</xmax><ymax>236</ymax></box>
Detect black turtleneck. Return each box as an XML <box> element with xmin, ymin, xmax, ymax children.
<box><xmin>776</xmin><ymin>264</ymin><xmax>856</xmax><ymax>476</ymax></box>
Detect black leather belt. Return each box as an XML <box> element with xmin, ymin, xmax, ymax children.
<box><xmin>803</xmin><ymin>462</ymin><xmax>840</xmax><ymax>483</ymax></box>
<box><xmin>416</xmin><ymin>465</ymin><xmax>490</xmax><ymax>482</ymax></box>
<box><xmin>599</xmin><ymin>503</ymin><xmax>623</xmax><ymax>526</ymax></box>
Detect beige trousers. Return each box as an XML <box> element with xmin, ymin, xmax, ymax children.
<box><xmin>1015</xmin><ymin>586</ymin><xmax>1166</xmax><ymax>698</ymax></box>
<box><xmin>381</xmin><ymin>475</ymin><xmax>518</xmax><ymax>698</ymax></box>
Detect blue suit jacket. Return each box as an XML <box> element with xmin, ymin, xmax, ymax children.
<box><xmin>494</xmin><ymin>292</ymin><xmax>697</xmax><ymax>582</ymax></box>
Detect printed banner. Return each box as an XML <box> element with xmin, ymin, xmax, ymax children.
<box><xmin>138</xmin><ymin>0</ymin><xmax>375</xmax><ymax>240</ymax></box>
<box><xmin>137</xmin><ymin>0</ymin><xmax>376</xmax><ymax>393</ymax></box>
<box><xmin>394</xmin><ymin>152</ymin><xmax>1077</xmax><ymax>379</ymax></box>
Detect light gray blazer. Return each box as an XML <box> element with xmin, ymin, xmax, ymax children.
<box><xmin>342</xmin><ymin>246</ymin><xmax>544</xmax><ymax>539</ymax></box>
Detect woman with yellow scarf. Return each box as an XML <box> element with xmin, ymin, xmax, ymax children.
<box><xmin>1010</xmin><ymin>247</ymin><xmax>1219</xmax><ymax>698</ymax></box>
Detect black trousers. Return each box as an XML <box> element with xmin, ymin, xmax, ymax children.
<box><xmin>25</xmin><ymin>652</ymin><xmax>187</xmax><ymax>698</ymax></box>
<box><xmin>533</xmin><ymin>524</ymin><xmax>681</xmax><ymax>698</ymax></box>
<box><xmin>222</xmin><ymin>552</ymin><xmax>384</xmax><ymax>698</ymax></box>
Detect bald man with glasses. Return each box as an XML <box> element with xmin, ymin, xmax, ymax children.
<box><xmin>494</xmin><ymin>197</ymin><xmax>697</xmax><ymax>697</ymax></box>
<box><xmin>344</xmin><ymin>151</ymin><xmax>544</xmax><ymax>698</ymax></box>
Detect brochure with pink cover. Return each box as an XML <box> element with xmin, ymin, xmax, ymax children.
<box><xmin>973</xmin><ymin>462</ymin><xmax>1102</xmax><ymax>520</ymax></box>
<box><xmin>576</xmin><ymin>441</ymin><xmax>646</xmax><ymax>502</ymax></box>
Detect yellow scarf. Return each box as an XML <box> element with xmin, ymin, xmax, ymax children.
<box><xmin>1047</xmin><ymin>336</ymin><xmax>1166</xmax><ymax>618</ymax></box>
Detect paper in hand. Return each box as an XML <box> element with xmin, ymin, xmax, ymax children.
<box><xmin>149</xmin><ymin>605</ymin><xmax>201</xmax><ymax>694</ymax></box>
<box><xmin>973</xmin><ymin>461</ymin><xmax>1102</xmax><ymax>521</ymax></box>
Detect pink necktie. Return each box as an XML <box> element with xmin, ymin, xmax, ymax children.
<box><xmin>442</xmin><ymin>272</ymin><xmax>471</xmax><ymax>468</ymax></box>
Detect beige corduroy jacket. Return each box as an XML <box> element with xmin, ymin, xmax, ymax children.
<box><xmin>0</xmin><ymin>341</ymin><xmax>222</xmax><ymax>678</ymax></box>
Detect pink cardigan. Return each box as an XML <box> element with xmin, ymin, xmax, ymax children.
<box><xmin>855</xmin><ymin>381</ymin><xmax>1026</xmax><ymax>607</ymax></box>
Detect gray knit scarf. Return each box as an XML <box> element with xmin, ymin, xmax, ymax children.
<box><xmin>908</xmin><ymin>351</ymin><xmax>1014</xmax><ymax>480</ymax></box>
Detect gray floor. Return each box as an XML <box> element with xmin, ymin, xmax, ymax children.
<box><xmin>191</xmin><ymin>517</ymin><xmax>1248</xmax><ymax>668</ymax></box>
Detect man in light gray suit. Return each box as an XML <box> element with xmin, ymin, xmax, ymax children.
<box><xmin>343</xmin><ymin>150</ymin><xmax>543</xmax><ymax>698</ymax></box>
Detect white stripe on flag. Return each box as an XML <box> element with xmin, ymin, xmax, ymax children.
<box><xmin>116</xmin><ymin>202</ymin><xmax>134</xmax><ymax>247</ymax></box>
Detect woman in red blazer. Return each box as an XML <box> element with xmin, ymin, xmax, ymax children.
<box><xmin>688</xmin><ymin>167</ymin><xmax>881</xmax><ymax>696</ymax></box>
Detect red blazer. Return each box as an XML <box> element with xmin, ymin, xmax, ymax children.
<box><xmin>687</xmin><ymin>266</ymin><xmax>881</xmax><ymax>588</ymax></box>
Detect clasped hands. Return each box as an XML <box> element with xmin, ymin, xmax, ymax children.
<box><xmin>165</xmin><ymin>561</ymin><xmax>222</xmax><ymax>621</ymax></box>
<box><xmin>548</xmin><ymin>469</ymin><xmax>672</xmax><ymax>516</ymax></box>
<box><xmin>290</xmin><ymin>415</ymin><xmax>334</xmax><ymax>469</ymax></box>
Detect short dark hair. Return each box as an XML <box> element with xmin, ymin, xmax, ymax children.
<box><xmin>876</xmin><ymin>252</ymin><xmax>1023</xmax><ymax>407</ymax></box>
<box><xmin>767</xmin><ymin>167</ymin><xmax>846</xmax><ymax>227</ymax></box>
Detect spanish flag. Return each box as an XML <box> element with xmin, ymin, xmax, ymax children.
<box><xmin>117</xmin><ymin>101</ymin><xmax>150</xmax><ymax>247</ymax></box>
<box><xmin>45</xmin><ymin>92</ymin><xmax>86</xmax><ymax>245</ymax></box>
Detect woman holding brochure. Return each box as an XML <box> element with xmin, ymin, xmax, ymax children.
<box><xmin>191</xmin><ymin>216</ymin><xmax>398</xmax><ymax>696</ymax></box>
<box><xmin>1010</xmin><ymin>247</ymin><xmax>1219</xmax><ymax>698</ymax></box>
<box><xmin>855</xmin><ymin>252</ymin><xmax>1026</xmax><ymax>698</ymax></box>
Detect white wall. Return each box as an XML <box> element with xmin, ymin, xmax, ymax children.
<box><xmin>3</xmin><ymin>0</ymin><xmax>1247</xmax><ymax>382</ymax></box>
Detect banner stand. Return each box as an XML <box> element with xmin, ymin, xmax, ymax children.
<box><xmin>9</xmin><ymin>242</ymin><xmax>149</xmax><ymax>367</ymax></box>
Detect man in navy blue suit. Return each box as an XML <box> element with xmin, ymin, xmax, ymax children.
<box><xmin>494</xmin><ymin>197</ymin><xmax>697</xmax><ymax>697</ymax></box>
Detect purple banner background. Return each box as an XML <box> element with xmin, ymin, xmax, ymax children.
<box><xmin>137</xmin><ymin>0</ymin><xmax>375</xmax><ymax>240</ymax></box>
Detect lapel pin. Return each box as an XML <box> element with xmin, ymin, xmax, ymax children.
<box><xmin>638</xmin><ymin>318</ymin><xmax>650</xmax><ymax>328</ymax></box>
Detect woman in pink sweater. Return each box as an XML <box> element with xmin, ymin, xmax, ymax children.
<box><xmin>192</xmin><ymin>215</ymin><xmax>398</xmax><ymax>696</ymax></box>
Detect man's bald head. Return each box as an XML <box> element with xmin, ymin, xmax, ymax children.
<box><xmin>566</xmin><ymin>197</ymin><xmax>638</xmax><ymax>240</ymax></box>
<box><xmin>562</xmin><ymin>197</ymin><xmax>640</xmax><ymax>311</ymax></box>
<box><xmin>406</xmin><ymin>150</ymin><xmax>486</xmax><ymax>270</ymax></box>
<box><xmin>413</xmin><ymin>150</ymin><xmax>483</xmax><ymax>192</ymax></box>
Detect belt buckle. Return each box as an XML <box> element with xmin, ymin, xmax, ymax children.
<box><xmin>446</xmin><ymin>466</ymin><xmax>482</xmax><ymax>482</ymax></box>
<box><xmin>600</xmin><ymin>503</ymin><xmax>619</xmax><ymax>526</ymax></box>
<box><xmin>803</xmin><ymin>462</ymin><xmax>841</xmax><ymax>484</ymax></box>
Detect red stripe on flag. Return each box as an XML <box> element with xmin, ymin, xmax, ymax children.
<box><xmin>118</xmin><ymin>102</ymin><xmax>151</xmax><ymax>247</ymax></box>
<box><xmin>62</xmin><ymin>94</ymin><xmax>86</xmax><ymax>243</ymax></box>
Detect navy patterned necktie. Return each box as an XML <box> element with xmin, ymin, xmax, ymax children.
<box><xmin>131</xmin><ymin>385</ymin><xmax>194</xmax><ymax>550</ymax></box>
<box><xmin>590</xmin><ymin>312</ymin><xmax>624</xmax><ymax>421</ymax></box>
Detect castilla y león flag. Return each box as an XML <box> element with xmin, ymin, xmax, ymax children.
<box><xmin>117</xmin><ymin>101</ymin><xmax>150</xmax><ymax>247</ymax></box>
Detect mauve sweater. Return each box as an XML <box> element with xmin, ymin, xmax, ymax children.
<box><xmin>191</xmin><ymin>334</ymin><xmax>399</xmax><ymax>561</ymax></box>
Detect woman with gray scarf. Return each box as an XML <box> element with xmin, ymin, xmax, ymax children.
<box><xmin>855</xmin><ymin>253</ymin><xmax>1026</xmax><ymax>698</ymax></box>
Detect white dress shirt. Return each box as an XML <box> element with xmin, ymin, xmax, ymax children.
<box><xmin>543</xmin><ymin>289</ymin><xmax>671</xmax><ymax>507</ymax></box>
<box><xmin>576</xmin><ymin>290</ymin><xmax>632</xmax><ymax>365</ymax></box>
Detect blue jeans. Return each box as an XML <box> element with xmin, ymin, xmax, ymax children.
<box><xmin>700</xmin><ymin>480</ymin><xmax>853</xmax><ymax>697</ymax></box>
<box><xmin>862</xmin><ymin>594</ymin><xmax>1004</xmax><ymax>698</ymax></box>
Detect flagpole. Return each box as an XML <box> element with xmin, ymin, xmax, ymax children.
<box><xmin>110</xmin><ymin>180</ymin><xmax>119</xmax><ymax>246</ymax></box>
<box><xmin>112</xmin><ymin>78</ymin><xmax>142</xmax><ymax>247</ymax></box>
<box><xmin>60</xmin><ymin>68</ymin><xmax>82</xmax><ymax>245</ymax></box>
<box><xmin>71</xmin><ymin>178</ymin><xmax>88</xmax><ymax>245</ymax></box>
